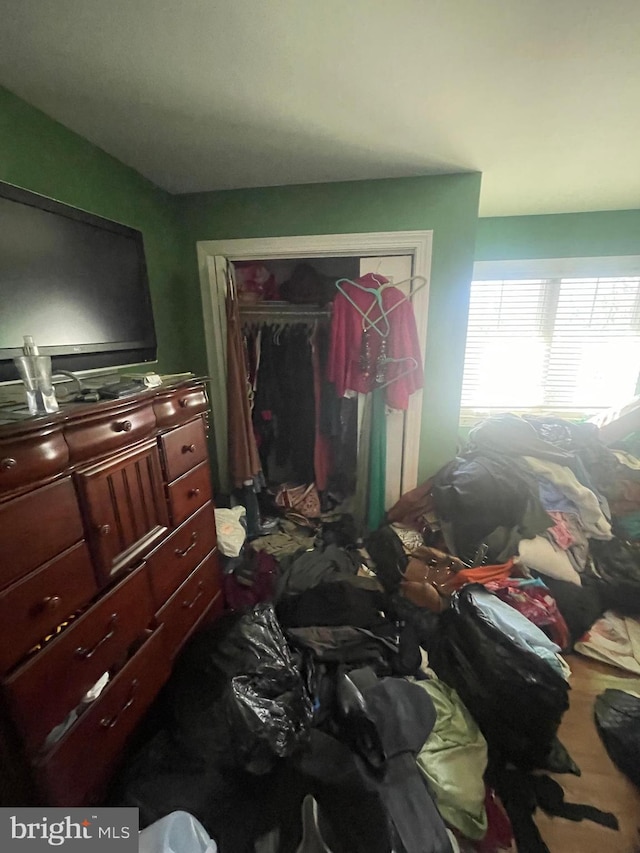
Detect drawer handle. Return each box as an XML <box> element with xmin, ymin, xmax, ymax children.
<box><xmin>182</xmin><ymin>582</ymin><xmax>205</xmax><ymax>610</ymax></box>
<box><xmin>75</xmin><ymin>614</ymin><xmax>118</xmax><ymax>660</ymax></box>
<box><xmin>100</xmin><ymin>679</ymin><xmax>139</xmax><ymax>729</ymax></box>
<box><xmin>182</xmin><ymin>444</ymin><xmax>196</xmax><ymax>454</ymax></box>
<box><xmin>41</xmin><ymin>595</ymin><xmax>62</xmax><ymax>612</ymax></box>
<box><xmin>0</xmin><ymin>457</ymin><xmax>17</xmax><ymax>471</ymax></box>
<box><xmin>188</xmin><ymin>487</ymin><xmax>201</xmax><ymax>498</ymax></box>
<box><xmin>178</xmin><ymin>398</ymin><xmax>189</xmax><ymax>408</ymax></box>
<box><xmin>96</xmin><ymin>523</ymin><xmax>111</xmax><ymax>537</ymax></box>
<box><xmin>175</xmin><ymin>531</ymin><xmax>198</xmax><ymax>558</ymax></box>
<box><xmin>113</xmin><ymin>420</ymin><xmax>133</xmax><ymax>432</ymax></box>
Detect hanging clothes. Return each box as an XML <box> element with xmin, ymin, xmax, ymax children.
<box><xmin>328</xmin><ymin>273</ymin><xmax>424</xmax><ymax>410</ymax></box>
<box><xmin>250</xmin><ymin>323</ymin><xmax>317</xmax><ymax>485</ymax></box>
<box><xmin>367</xmin><ymin>388</ymin><xmax>387</xmax><ymax>530</ymax></box>
<box><xmin>227</xmin><ymin>285</ymin><xmax>262</xmax><ymax>489</ymax></box>
<box><xmin>275</xmin><ymin>325</ymin><xmax>316</xmax><ymax>483</ymax></box>
<box><xmin>311</xmin><ymin>324</ymin><xmax>333</xmax><ymax>492</ymax></box>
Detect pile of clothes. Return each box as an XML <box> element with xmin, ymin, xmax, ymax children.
<box><xmin>109</xmin><ymin>413</ymin><xmax>640</xmax><ymax>852</ymax></box>
<box><xmin>389</xmin><ymin>413</ymin><xmax>640</xmax><ymax>674</ymax></box>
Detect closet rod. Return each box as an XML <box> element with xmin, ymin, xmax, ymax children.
<box><xmin>238</xmin><ymin>301</ymin><xmax>331</xmax><ymax>321</ymax></box>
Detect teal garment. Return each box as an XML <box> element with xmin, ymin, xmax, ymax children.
<box><xmin>367</xmin><ymin>388</ymin><xmax>387</xmax><ymax>531</ymax></box>
<box><xmin>353</xmin><ymin>393</ymin><xmax>373</xmax><ymax>534</ymax></box>
<box><xmin>412</xmin><ymin>677</ymin><xmax>488</xmax><ymax>841</ymax></box>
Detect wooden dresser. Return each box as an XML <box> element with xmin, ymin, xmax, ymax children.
<box><xmin>0</xmin><ymin>379</ymin><xmax>223</xmax><ymax>806</ymax></box>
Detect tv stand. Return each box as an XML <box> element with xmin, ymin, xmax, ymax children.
<box><xmin>0</xmin><ymin>378</ymin><xmax>222</xmax><ymax>805</ymax></box>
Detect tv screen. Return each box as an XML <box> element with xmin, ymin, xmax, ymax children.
<box><xmin>0</xmin><ymin>181</ymin><xmax>157</xmax><ymax>383</ymax></box>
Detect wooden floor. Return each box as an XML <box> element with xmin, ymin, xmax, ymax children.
<box><xmin>534</xmin><ymin>654</ymin><xmax>640</xmax><ymax>853</ymax></box>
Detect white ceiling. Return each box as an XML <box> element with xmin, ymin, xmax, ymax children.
<box><xmin>1</xmin><ymin>0</ymin><xmax>639</xmax><ymax>216</ymax></box>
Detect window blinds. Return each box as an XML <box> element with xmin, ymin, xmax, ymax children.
<box><xmin>461</xmin><ymin>277</ymin><xmax>640</xmax><ymax>412</ymax></box>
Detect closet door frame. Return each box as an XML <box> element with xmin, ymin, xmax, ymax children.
<box><xmin>197</xmin><ymin>231</ymin><xmax>432</xmax><ymax>496</ymax></box>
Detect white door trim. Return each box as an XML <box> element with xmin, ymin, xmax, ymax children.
<box><xmin>197</xmin><ymin>230</ymin><xmax>433</xmax><ymax>495</ymax></box>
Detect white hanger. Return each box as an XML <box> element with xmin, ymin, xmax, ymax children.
<box><xmin>376</xmin><ymin>355</ymin><xmax>419</xmax><ymax>390</ymax></box>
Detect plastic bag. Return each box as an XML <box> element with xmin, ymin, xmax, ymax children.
<box><xmin>275</xmin><ymin>482</ymin><xmax>321</xmax><ymax>519</ymax></box>
<box><xmin>139</xmin><ymin>811</ymin><xmax>217</xmax><ymax>853</ymax></box>
<box><xmin>220</xmin><ymin>604</ymin><xmax>313</xmax><ymax>774</ymax></box>
<box><xmin>214</xmin><ymin>506</ymin><xmax>247</xmax><ymax>557</ymax></box>
<box><xmin>594</xmin><ymin>688</ymin><xmax>640</xmax><ymax>788</ymax></box>
<box><xmin>234</xmin><ymin>262</ymin><xmax>279</xmax><ymax>302</ymax></box>
<box><xmin>426</xmin><ymin>586</ymin><xmax>570</xmax><ymax>770</ymax></box>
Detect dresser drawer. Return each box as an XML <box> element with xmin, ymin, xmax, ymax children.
<box><xmin>4</xmin><ymin>563</ymin><xmax>154</xmax><ymax>752</ymax></box>
<box><xmin>36</xmin><ymin>626</ymin><xmax>170</xmax><ymax>806</ymax></box>
<box><xmin>0</xmin><ymin>425</ymin><xmax>69</xmax><ymax>496</ymax></box>
<box><xmin>0</xmin><ymin>542</ymin><xmax>98</xmax><ymax>675</ymax></box>
<box><xmin>156</xmin><ymin>552</ymin><xmax>221</xmax><ymax>660</ymax></box>
<box><xmin>0</xmin><ymin>477</ymin><xmax>84</xmax><ymax>590</ymax></box>
<box><xmin>153</xmin><ymin>385</ymin><xmax>209</xmax><ymax>429</ymax></box>
<box><xmin>76</xmin><ymin>441</ymin><xmax>169</xmax><ymax>585</ymax></box>
<box><xmin>167</xmin><ymin>462</ymin><xmax>212</xmax><ymax>527</ymax></box>
<box><xmin>63</xmin><ymin>399</ymin><xmax>157</xmax><ymax>464</ymax></box>
<box><xmin>160</xmin><ymin>417</ymin><xmax>208</xmax><ymax>482</ymax></box>
<box><xmin>147</xmin><ymin>502</ymin><xmax>217</xmax><ymax>606</ymax></box>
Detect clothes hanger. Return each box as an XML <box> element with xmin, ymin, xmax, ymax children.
<box><xmin>364</xmin><ymin>275</ymin><xmax>429</xmax><ymax>325</ymax></box>
<box><xmin>336</xmin><ymin>274</ymin><xmax>428</xmax><ymax>337</ymax></box>
<box><xmin>376</xmin><ymin>355</ymin><xmax>419</xmax><ymax>390</ymax></box>
<box><xmin>335</xmin><ymin>275</ymin><xmax>391</xmax><ymax>337</ymax></box>
<box><xmin>379</xmin><ymin>274</ymin><xmax>428</xmax><ymax>295</ymax></box>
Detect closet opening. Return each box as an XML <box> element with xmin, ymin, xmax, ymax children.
<box><xmin>233</xmin><ymin>257</ymin><xmax>361</xmax><ymax>527</ymax></box>
<box><xmin>225</xmin><ymin>252</ymin><xmax>424</xmax><ymax>535</ymax></box>
<box><xmin>197</xmin><ymin>229</ymin><xmax>433</xmax><ymax>529</ymax></box>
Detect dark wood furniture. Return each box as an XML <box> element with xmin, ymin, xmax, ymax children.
<box><xmin>0</xmin><ymin>379</ymin><xmax>223</xmax><ymax>806</ymax></box>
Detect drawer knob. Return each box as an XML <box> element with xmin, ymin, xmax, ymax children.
<box><xmin>182</xmin><ymin>444</ymin><xmax>196</xmax><ymax>454</ymax></box>
<box><xmin>113</xmin><ymin>420</ymin><xmax>133</xmax><ymax>432</ymax></box>
<box><xmin>175</xmin><ymin>531</ymin><xmax>198</xmax><ymax>558</ymax></box>
<box><xmin>182</xmin><ymin>581</ymin><xmax>205</xmax><ymax>610</ymax></box>
<box><xmin>188</xmin><ymin>488</ymin><xmax>201</xmax><ymax>498</ymax></box>
<box><xmin>100</xmin><ymin>679</ymin><xmax>139</xmax><ymax>729</ymax></box>
<box><xmin>75</xmin><ymin>613</ymin><xmax>118</xmax><ymax>659</ymax></box>
<box><xmin>178</xmin><ymin>398</ymin><xmax>189</xmax><ymax>408</ymax></box>
<box><xmin>0</xmin><ymin>457</ymin><xmax>17</xmax><ymax>471</ymax></box>
<box><xmin>42</xmin><ymin>595</ymin><xmax>62</xmax><ymax>612</ymax></box>
<box><xmin>96</xmin><ymin>523</ymin><xmax>111</xmax><ymax>537</ymax></box>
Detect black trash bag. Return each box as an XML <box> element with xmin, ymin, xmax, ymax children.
<box><xmin>431</xmin><ymin>453</ymin><xmax>551</xmax><ymax>563</ymax></box>
<box><xmin>110</xmin><ymin>608</ymin><xmax>312</xmax><ymax>852</ymax></box>
<box><xmin>533</xmin><ymin>572</ymin><xmax>604</xmax><ymax>646</ymax></box>
<box><xmin>586</xmin><ymin>539</ymin><xmax>640</xmax><ymax>615</ymax></box>
<box><xmin>426</xmin><ymin>586</ymin><xmax>570</xmax><ymax>770</ymax></box>
<box><xmin>594</xmin><ymin>689</ymin><xmax>640</xmax><ymax>788</ymax></box>
<box><xmin>220</xmin><ymin>604</ymin><xmax>313</xmax><ymax>774</ymax></box>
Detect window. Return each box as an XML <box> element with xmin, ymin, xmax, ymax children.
<box><xmin>461</xmin><ymin>257</ymin><xmax>640</xmax><ymax>421</ymax></box>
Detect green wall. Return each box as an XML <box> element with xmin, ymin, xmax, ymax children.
<box><xmin>1</xmin><ymin>84</ymin><xmax>481</xmax><ymax>478</ymax></box>
<box><xmin>0</xmin><ymin>86</ymin><xmax>189</xmax><ymax>374</ymax></box>
<box><xmin>177</xmin><ymin>173</ymin><xmax>482</xmax><ymax>478</ymax></box>
<box><xmin>476</xmin><ymin>209</ymin><xmax>640</xmax><ymax>261</ymax></box>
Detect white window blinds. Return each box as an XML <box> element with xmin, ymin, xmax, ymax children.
<box><xmin>461</xmin><ymin>276</ymin><xmax>640</xmax><ymax>413</ymax></box>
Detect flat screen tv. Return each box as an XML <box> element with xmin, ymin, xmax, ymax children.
<box><xmin>0</xmin><ymin>181</ymin><xmax>157</xmax><ymax>383</ymax></box>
